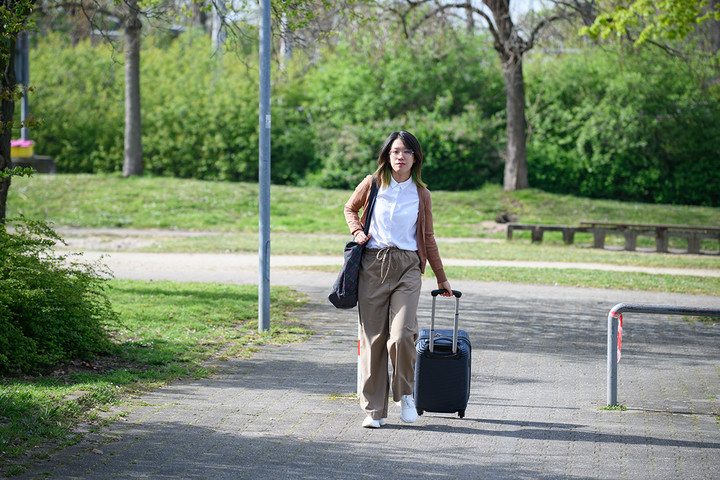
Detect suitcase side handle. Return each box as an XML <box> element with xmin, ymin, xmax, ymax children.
<box><xmin>431</xmin><ymin>289</ymin><xmax>462</xmax><ymax>298</ymax></box>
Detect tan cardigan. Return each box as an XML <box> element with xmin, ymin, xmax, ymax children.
<box><xmin>344</xmin><ymin>175</ymin><xmax>448</xmax><ymax>284</ymax></box>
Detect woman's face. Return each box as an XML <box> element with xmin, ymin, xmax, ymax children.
<box><xmin>388</xmin><ymin>137</ymin><xmax>415</xmax><ymax>182</ymax></box>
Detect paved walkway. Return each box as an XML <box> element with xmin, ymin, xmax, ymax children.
<box><xmin>13</xmin><ymin>252</ymin><xmax>720</xmax><ymax>480</ymax></box>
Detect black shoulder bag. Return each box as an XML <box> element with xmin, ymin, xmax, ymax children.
<box><xmin>328</xmin><ymin>178</ymin><xmax>379</xmax><ymax>309</ymax></box>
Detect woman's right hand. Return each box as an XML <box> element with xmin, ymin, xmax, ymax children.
<box><xmin>354</xmin><ymin>232</ymin><xmax>371</xmax><ymax>245</ymax></box>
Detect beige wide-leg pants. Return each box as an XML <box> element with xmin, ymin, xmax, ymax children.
<box><xmin>357</xmin><ymin>247</ymin><xmax>422</xmax><ymax>420</ymax></box>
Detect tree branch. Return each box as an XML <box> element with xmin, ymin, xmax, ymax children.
<box><xmin>525</xmin><ymin>14</ymin><xmax>562</xmax><ymax>51</ymax></box>
<box><xmin>35</xmin><ymin>1</ymin><xmax>114</xmax><ymax>18</ymax></box>
<box><xmin>551</xmin><ymin>0</ymin><xmax>597</xmax><ymax>26</ymax></box>
<box><xmin>407</xmin><ymin>1</ymin><xmax>504</xmax><ymax>51</ymax></box>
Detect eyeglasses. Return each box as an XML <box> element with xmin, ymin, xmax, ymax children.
<box><xmin>390</xmin><ymin>150</ymin><xmax>414</xmax><ymax>157</ymax></box>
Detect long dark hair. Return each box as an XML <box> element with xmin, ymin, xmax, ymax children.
<box><xmin>373</xmin><ymin>131</ymin><xmax>426</xmax><ymax>188</ymax></box>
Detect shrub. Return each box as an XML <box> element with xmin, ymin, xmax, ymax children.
<box><xmin>305</xmin><ymin>107</ymin><xmax>503</xmax><ymax>191</ymax></box>
<box><xmin>28</xmin><ymin>35</ymin><xmax>124</xmax><ymax>173</ymax></box>
<box><xmin>303</xmin><ymin>31</ymin><xmax>504</xmax><ymax>125</ymax></box>
<box><xmin>26</xmin><ymin>29</ymin><xmax>505</xmax><ymax>191</ymax></box>
<box><xmin>28</xmin><ymin>31</ymin><xmax>318</xmax><ymax>184</ymax></box>
<box><xmin>525</xmin><ymin>47</ymin><xmax>720</xmax><ymax>206</ymax></box>
<box><xmin>303</xmin><ymin>30</ymin><xmax>505</xmax><ymax>190</ymax></box>
<box><xmin>0</xmin><ymin>219</ymin><xmax>118</xmax><ymax>374</ymax></box>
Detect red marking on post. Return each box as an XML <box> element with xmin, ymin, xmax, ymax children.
<box><xmin>617</xmin><ymin>314</ymin><xmax>623</xmax><ymax>362</ymax></box>
<box><xmin>610</xmin><ymin>310</ymin><xmax>623</xmax><ymax>362</ymax></box>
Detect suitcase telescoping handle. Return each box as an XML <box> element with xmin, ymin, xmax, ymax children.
<box><xmin>429</xmin><ymin>289</ymin><xmax>462</xmax><ymax>354</ymax></box>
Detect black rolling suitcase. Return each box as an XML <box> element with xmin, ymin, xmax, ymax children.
<box><xmin>414</xmin><ymin>289</ymin><xmax>471</xmax><ymax>418</ymax></box>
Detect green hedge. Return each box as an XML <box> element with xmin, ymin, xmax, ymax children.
<box><xmin>525</xmin><ymin>47</ymin><xmax>720</xmax><ymax>206</ymax></box>
<box><xmin>23</xmin><ymin>31</ymin><xmax>720</xmax><ymax>205</ymax></box>
<box><xmin>29</xmin><ymin>31</ymin><xmax>318</xmax><ymax>184</ymax></box>
<box><xmin>301</xmin><ymin>32</ymin><xmax>506</xmax><ymax>190</ymax></box>
<box><xmin>25</xmin><ymin>30</ymin><xmax>506</xmax><ymax>191</ymax></box>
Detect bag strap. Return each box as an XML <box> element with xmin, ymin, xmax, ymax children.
<box><xmin>362</xmin><ymin>177</ymin><xmax>379</xmax><ymax>236</ymax></box>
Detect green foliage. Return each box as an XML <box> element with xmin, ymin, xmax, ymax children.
<box><xmin>139</xmin><ymin>31</ymin><xmax>258</xmax><ymax>180</ymax></box>
<box><xmin>302</xmin><ymin>110</ymin><xmax>504</xmax><ymax>191</ymax></box>
<box><xmin>22</xmin><ymin>28</ymin><xmax>720</xmax><ymax>205</ymax></box>
<box><xmin>0</xmin><ymin>0</ymin><xmax>35</xmax><ymax>67</ymax></box>
<box><xmin>26</xmin><ymin>29</ymin><xmax>504</xmax><ymax>190</ymax></box>
<box><xmin>29</xmin><ymin>36</ymin><xmax>124</xmax><ymax>172</ymax></box>
<box><xmin>303</xmin><ymin>33</ymin><xmax>504</xmax><ymax>124</ymax></box>
<box><xmin>0</xmin><ymin>166</ymin><xmax>33</xmax><ymax>179</ymax></box>
<box><xmin>0</xmin><ymin>218</ymin><xmax>118</xmax><ymax>374</ymax></box>
<box><xmin>581</xmin><ymin>0</ymin><xmax>720</xmax><ymax>45</ymax></box>
<box><xmin>525</xmin><ymin>47</ymin><xmax>720</xmax><ymax>206</ymax></box>
<box><xmin>303</xmin><ymin>31</ymin><xmax>505</xmax><ymax>190</ymax></box>
<box><xmin>29</xmin><ymin>31</ymin><xmax>316</xmax><ymax>184</ymax></box>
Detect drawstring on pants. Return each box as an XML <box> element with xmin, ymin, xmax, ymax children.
<box><xmin>375</xmin><ymin>246</ymin><xmax>399</xmax><ymax>284</ymax></box>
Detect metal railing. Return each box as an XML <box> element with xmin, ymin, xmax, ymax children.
<box><xmin>606</xmin><ymin>303</ymin><xmax>720</xmax><ymax>406</ymax></box>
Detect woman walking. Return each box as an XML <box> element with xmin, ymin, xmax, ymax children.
<box><xmin>344</xmin><ymin>130</ymin><xmax>453</xmax><ymax>428</ymax></box>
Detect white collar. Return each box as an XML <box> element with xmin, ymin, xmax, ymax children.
<box><xmin>390</xmin><ymin>177</ymin><xmax>414</xmax><ymax>190</ymax></box>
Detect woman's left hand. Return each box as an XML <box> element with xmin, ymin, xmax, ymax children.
<box><xmin>437</xmin><ymin>280</ymin><xmax>453</xmax><ymax>296</ymax></box>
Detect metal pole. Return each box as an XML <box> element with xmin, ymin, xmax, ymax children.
<box><xmin>258</xmin><ymin>0</ymin><xmax>271</xmax><ymax>332</ymax></box>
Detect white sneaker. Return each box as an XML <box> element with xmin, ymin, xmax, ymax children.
<box><xmin>362</xmin><ymin>416</ymin><xmax>387</xmax><ymax>428</ymax></box>
<box><xmin>399</xmin><ymin>395</ymin><xmax>418</xmax><ymax>423</ymax></box>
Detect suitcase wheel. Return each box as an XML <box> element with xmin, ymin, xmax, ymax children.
<box><xmin>416</xmin><ymin>408</ymin><xmax>424</xmax><ymax>416</ymax></box>
<box><xmin>458</xmin><ymin>410</ymin><xmax>465</xmax><ymax>419</ymax></box>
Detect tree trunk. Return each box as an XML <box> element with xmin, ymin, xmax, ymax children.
<box><xmin>484</xmin><ymin>0</ymin><xmax>530</xmax><ymax>191</ymax></box>
<box><xmin>122</xmin><ymin>0</ymin><xmax>143</xmax><ymax>177</ymax></box>
<box><xmin>502</xmin><ymin>55</ymin><xmax>529</xmax><ymax>191</ymax></box>
<box><xmin>0</xmin><ymin>39</ymin><xmax>18</xmax><ymax>225</ymax></box>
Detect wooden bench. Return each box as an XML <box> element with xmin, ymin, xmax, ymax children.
<box><xmin>507</xmin><ymin>222</ymin><xmax>720</xmax><ymax>255</ymax></box>
<box><xmin>506</xmin><ymin>223</ymin><xmax>591</xmax><ymax>244</ymax></box>
<box><xmin>580</xmin><ymin>222</ymin><xmax>720</xmax><ymax>254</ymax></box>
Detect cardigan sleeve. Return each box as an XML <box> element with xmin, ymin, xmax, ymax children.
<box><xmin>420</xmin><ymin>188</ymin><xmax>448</xmax><ymax>284</ymax></box>
<box><xmin>344</xmin><ymin>175</ymin><xmax>373</xmax><ymax>237</ymax></box>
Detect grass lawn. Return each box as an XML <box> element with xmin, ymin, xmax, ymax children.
<box><xmin>8</xmin><ymin>174</ymin><xmax>720</xmax><ymax>236</ymax></box>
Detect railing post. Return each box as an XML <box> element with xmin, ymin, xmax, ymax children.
<box><xmin>605</xmin><ymin>303</ymin><xmax>720</xmax><ymax>408</ymax></box>
<box><xmin>607</xmin><ymin>306</ymin><xmax>621</xmax><ymax>406</ymax></box>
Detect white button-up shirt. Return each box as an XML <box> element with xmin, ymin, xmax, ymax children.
<box><xmin>367</xmin><ymin>177</ymin><xmax>419</xmax><ymax>250</ymax></box>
